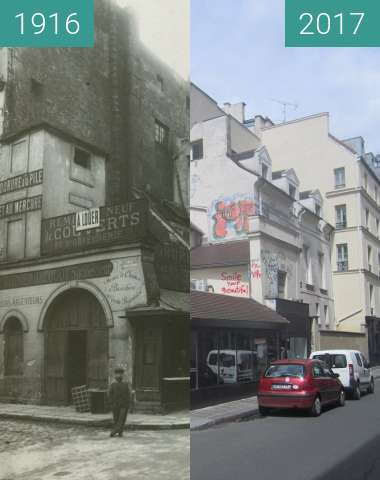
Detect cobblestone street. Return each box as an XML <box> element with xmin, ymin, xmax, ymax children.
<box><xmin>0</xmin><ymin>420</ymin><xmax>189</xmax><ymax>480</ymax></box>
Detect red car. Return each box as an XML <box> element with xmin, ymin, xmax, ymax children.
<box><xmin>257</xmin><ymin>359</ymin><xmax>345</xmax><ymax>417</ymax></box>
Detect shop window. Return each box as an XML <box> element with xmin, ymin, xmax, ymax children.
<box><xmin>4</xmin><ymin>317</ymin><xmax>24</xmax><ymax>376</ymax></box>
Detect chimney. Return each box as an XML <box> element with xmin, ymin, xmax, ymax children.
<box><xmin>223</xmin><ymin>102</ymin><xmax>246</xmax><ymax>124</ymax></box>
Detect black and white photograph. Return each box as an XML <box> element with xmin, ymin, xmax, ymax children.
<box><xmin>0</xmin><ymin>1</ymin><xmax>190</xmax><ymax>479</ymax></box>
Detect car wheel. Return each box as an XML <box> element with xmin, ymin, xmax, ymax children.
<box><xmin>353</xmin><ymin>383</ymin><xmax>361</xmax><ymax>400</ymax></box>
<box><xmin>258</xmin><ymin>406</ymin><xmax>270</xmax><ymax>416</ymax></box>
<box><xmin>337</xmin><ymin>389</ymin><xmax>345</xmax><ymax>407</ymax></box>
<box><xmin>367</xmin><ymin>378</ymin><xmax>375</xmax><ymax>394</ymax></box>
<box><xmin>310</xmin><ymin>396</ymin><xmax>322</xmax><ymax>417</ymax></box>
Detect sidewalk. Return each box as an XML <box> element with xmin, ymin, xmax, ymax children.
<box><xmin>0</xmin><ymin>403</ymin><xmax>189</xmax><ymax>430</ymax></box>
<box><xmin>191</xmin><ymin>367</ymin><xmax>380</xmax><ymax>431</ymax></box>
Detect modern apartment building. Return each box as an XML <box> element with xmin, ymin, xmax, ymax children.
<box><xmin>256</xmin><ymin>113</ymin><xmax>380</xmax><ymax>362</ymax></box>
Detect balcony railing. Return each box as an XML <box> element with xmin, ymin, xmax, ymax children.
<box><xmin>320</xmin><ymin>288</ymin><xmax>328</xmax><ymax>295</ymax></box>
<box><xmin>335</xmin><ymin>222</ymin><xmax>347</xmax><ymax>230</ymax></box>
<box><xmin>337</xmin><ymin>261</ymin><xmax>348</xmax><ymax>272</ymax></box>
<box><xmin>305</xmin><ymin>283</ymin><xmax>315</xmax><ymax>292</ymax></box>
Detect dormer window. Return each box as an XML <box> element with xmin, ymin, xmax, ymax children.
<box><xmin>289</xmin><ymin>184</ymin><xmax>296</xmax><ymax>199</ymax></box>
<box><xmin>262</xmin><ymin>163</ymin><xmax>268</xmax><ymax>179</ymax></box>
<box><xmin>315</xmin><ymin>204</ymin><xmax>321</xmax><ymax>217</ymax></box>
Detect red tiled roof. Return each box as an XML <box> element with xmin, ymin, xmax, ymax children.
<box><xmin>191</xmin><ymin>290</ymin><xmax>289</xmax><ymax>325</ymax></box>
<box><xmin>191</xmin><ymin>241</ymin><xmax>249</xmax><ymax>268</ymax></box>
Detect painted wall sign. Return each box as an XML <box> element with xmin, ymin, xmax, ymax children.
<box><xmin>0</xmin><ymin>169</ymin><xmax>43</xmax><ymax>195</ymax></box>
<box><xmin>75</xmin><ymin>207</ymin><xmax>100</xmax><ymax>232</ymax></box>
<box><xmin>0</xmin><ymin>194</ymin><xmax>43</xmax><ymax>219</ymax></box>
<box><xmin>210</xmin><ymin>194</ymin><xmax>256</xmax><ymax>242</ymax></box>
<box><xmin>0</xmin><ymin>260</ymin><xmax>113</xmax><ymax>290</ymax></box>
<box><xmin>41</xmin><ymin>200</ymin><xmax>148</xmax><ymax>256</ymax></box>
<box><xmin>220</xmin><ymin>271</ymin><xmax>249</xmax><ymax>296</ymax></box>
<box><xmin>0</xmin><ymin>295</ymin><xmax>44</xmax><ymax>308</ymax></box>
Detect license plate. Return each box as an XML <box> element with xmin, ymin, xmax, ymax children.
<box><xmin>272</xmin><ymin>384</ymin><xmax>292</xmax><ymax>390</ymax></box>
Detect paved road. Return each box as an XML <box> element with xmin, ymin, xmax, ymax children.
<box><xmin>0</xmin><ymin>420</ymin><xmax>189</xmax><ymax>480</ymax></box>
<box><xmin>191</xmin><ymin>379</ymin><xmax>380</xmax><ymax>480</ymax></box>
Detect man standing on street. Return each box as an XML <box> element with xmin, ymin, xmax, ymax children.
<box><xmin>109</xmin><ymin>367</ymin><xmax>131</xmax><ymax>437</ymax></box>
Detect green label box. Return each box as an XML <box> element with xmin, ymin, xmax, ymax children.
<box><xmin>286</xmin><ymin>0</ymin><xmax>380</xmax><ymax>47</ymax></box>
<box><xmin>0</xmin><ymin>0</ymin><xmax>94</xmax><ymax>47</ymax></box>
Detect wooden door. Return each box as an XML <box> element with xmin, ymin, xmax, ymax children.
<box><xmin>136</xmin><ymin>323</ymin><xmax>161</xmax><ymax>390</ymax></box>
<box><xmin>87</xmin><ymin>329</ymin><xmax>108</xmax><ymax>389</ymax></box>
<box><xmin>46</xmin><ymin>330</ymin><xmax>67</xmax><ymax>404</ymax></box>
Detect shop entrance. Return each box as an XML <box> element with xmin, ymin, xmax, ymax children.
<box><xmin>44</xmin><ymin>289</ymin><xmax>108</xmax><ymax>405</ymax></box>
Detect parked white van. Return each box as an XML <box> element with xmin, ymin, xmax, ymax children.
<box><xmin>310</xmin><ymin>349</ymin><xmax>374</xmax><ymax>399</ymax></box>
<box><xmin>206</xmin><ymin>350</ymin><xmax>257</xmax><ymax>384</ymax></box>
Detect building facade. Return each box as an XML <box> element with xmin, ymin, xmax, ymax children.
<box><xmin>190</xmin><ymin>85</ymin><xmax>335</xmax><ymax>403</ymax></box>
<box><xmin>0</xmin><ymin>1</ymin><xmax>189</xmax><ymax>411</ymax></box>
<box><xmin>258</xmin><ymin>114</ymin><xmax>378</xmax><ymax>361</ymax></box>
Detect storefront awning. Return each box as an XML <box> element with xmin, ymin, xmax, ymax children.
<box><xmin>191</xmin><ymin>290</ymin><xmax>289</xmax><ymax>328</ymax></box>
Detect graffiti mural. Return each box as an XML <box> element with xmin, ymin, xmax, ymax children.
<box><xmin>220</xmin><ymin>271</ymin><xmax>249</xmax><ymax>296</ymax></box>
<box><xmin>210</xmin><ymin>194</ymin><xmax>256</xmax><ymax>241</ymax></box>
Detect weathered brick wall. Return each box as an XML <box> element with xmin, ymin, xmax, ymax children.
<box><xmin>2</xmin><ymin>0</ymin><xmax>189</xmax><ymax>207</ymax></box>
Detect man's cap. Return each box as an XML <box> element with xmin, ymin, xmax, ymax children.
<box><xmin>114</xmin><ymin>367</ymin><xmax>125</xmax><ymax>374</ymax></box>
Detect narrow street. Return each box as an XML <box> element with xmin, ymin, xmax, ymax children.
<box><xmin>0</xmin><ymin>421</ymin><xmax>189</xmax><ymax>480</ymax></box>
<box><xmin>191</xmin><ymin>379</ymin><xmax>380</xmax><ymax>480</ymax></box>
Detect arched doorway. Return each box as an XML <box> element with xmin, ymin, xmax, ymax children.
<box><xmin>44</xmin><ymin>289</ymin><xmax>108</xmax><ymax>405</ymax></box>
<box><xmin>4</xmin><ymin>317</ymin><xmax>24</xmax><ymax>376</ymax></box>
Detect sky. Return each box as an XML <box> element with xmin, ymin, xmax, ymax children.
<box><xmin>191</xmin><ymin>0</ymin><xmax>380</xmax><ymax>154</ymax></box>
<box><xmin>116</xmin><ymin>0</ymin><xmax>189</xmax><ymax>79</ymax></box>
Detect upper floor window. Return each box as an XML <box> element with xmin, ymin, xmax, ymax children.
<box><xmin>335</xmin><ymin>205</ymin><xmax>347</xmax><ymax>229</ymax></box>
<box><xmin>277</xmin><ymin>271</ymin><xmax>287</xmax><ymax>299</ymax></box>
<box><xmin>11</xmin><ymin>140</ymin><xmax>27</xmax><ymax>173</ymax></box>
<box><xmin>377</xmin><ymin>218</ymin><xmax>380</xmax><ymax>238</ymax></box>
<box><xmin>74</xmin><ymin>147</ymin><xmax>91</xmax><ymax>170</ymax></box>
<box><xmin>262</xmin><ymin>163</ymin><xmax>268</xmax><ymax>180</ymax></box>
<box><xmin>319</xmin><ymin>253</ymin><xmax>326</xmax><ymax>289</ymax></box>
<box><xmin>334</xmin><ymin>167</ymin><xmax>345</xmax><ymax>189</ymax></box>
<box><xmin>155</xmin><ymin>119</ymin><xmax>169</xmax><ymax>149</ymax></box>
<box><xmin>7</xmin><ymin>219</ymin><xmax>25</xmax><ymax>260</ymax></box>
<box><xmin>368</xmin><ymin>246</ymin><xmax>372</xmax><ymax>271</ymax></box>
<box><xmin>375</xmin><ymin>186</ymin><xmax>378</xmax><ymax>203</ymax></box>
<box><xmin>191</xmin><ymin>140</ymin><xmax>204</xmax><ymax>161</ymax></box>
<box><xmin>337</xmin><ymin>243</ymin><xmax>348</xmax><ymax>271</ymax></box>
<box><xmin>156</xmin><ymin>74</ymin><xmax>164</xmax><ymax>92</ymax></box>
<box><xmin>303</xmin><ymin>245</ymin><xmax>312</xmax><ymax>284</ymax></box>
<box><xmin>364</xmin><ymin>173</ymin><xmax>368</xmax><ymax>190</ymax></box>
<box><xmin>4</xmin><ymin>317</ymin><xmax>24</xmax><ymax>376</ymax></box>
<box><xmin>365</xmin><ymin>208</ymin><xmax>370</xmax><ymax>229</ymax></box>
<box><xmin>324</xmin><ymin>305</ymin><xmax>329</xmax><ymax>328</ymax></box>
<box><xmin>316</xmin><ymin>303</ymin><xmax>320</xmax><ymax>327</ymax></box>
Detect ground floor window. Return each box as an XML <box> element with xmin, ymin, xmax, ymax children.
<box><xmin>191</xmin><ymin>328</ymin><xmax>278</xmax><ymax>391</ymax></box>
<box><xmin>4</xmin><ymin>317</ymin><xmax>24</xmax><ymax>376</ymax></box>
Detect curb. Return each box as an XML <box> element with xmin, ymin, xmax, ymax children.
<box><xmin>191</xmin><ymin>407</ymin><xmax>259</xmax><ymax>431</ymax></box>
<box><xmin>0</xmin><ymin>413</ymin><xmax>190</xmax><ymax>431</ymax></box>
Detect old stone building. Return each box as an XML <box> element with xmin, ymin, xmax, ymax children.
<box><xmin>0</xmin><ymin>0</ymin><xmax>189</xmax><ymax>411</ymax></box>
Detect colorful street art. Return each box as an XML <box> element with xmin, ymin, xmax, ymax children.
<box><xmin>210</xmin><ymin>194</ymin><xmax>256</xmax><ymax>241</ymax></box>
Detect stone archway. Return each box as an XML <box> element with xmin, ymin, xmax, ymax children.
<box><xmin>44</xmin><ymin>288</ymin><xmax>109</xmax><ymax>405</ymax></box>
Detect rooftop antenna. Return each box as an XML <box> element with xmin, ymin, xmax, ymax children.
<box><xmin>270</xmin><ymin>98</ymin><xmax>298</xmax><ymax>123</ymax></box>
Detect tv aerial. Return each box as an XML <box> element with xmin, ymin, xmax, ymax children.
<box><xmin>270</xmin><ymin>98</ymin><xmax>298</xmax><ymax>123</ymax></box>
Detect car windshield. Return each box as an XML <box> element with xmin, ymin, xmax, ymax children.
<box><xmin>264</xmin><ymin>364</ymin><xmax>305</xmax><ymax>378</ymax></box>
<box><xmin>312</xmin><ymin>354</ymin><xmax>347</xmax><ymax>369</ymax></box>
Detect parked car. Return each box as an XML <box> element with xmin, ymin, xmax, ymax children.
<box><xmin>257</xmin><ymin>359</ymin><xmax>345</xmax><ymax>417</ymax></box>
<box><xmin>310</xmin><ymin>349</ymin><xmax>374</xmax><ymax>400</ymax></box>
